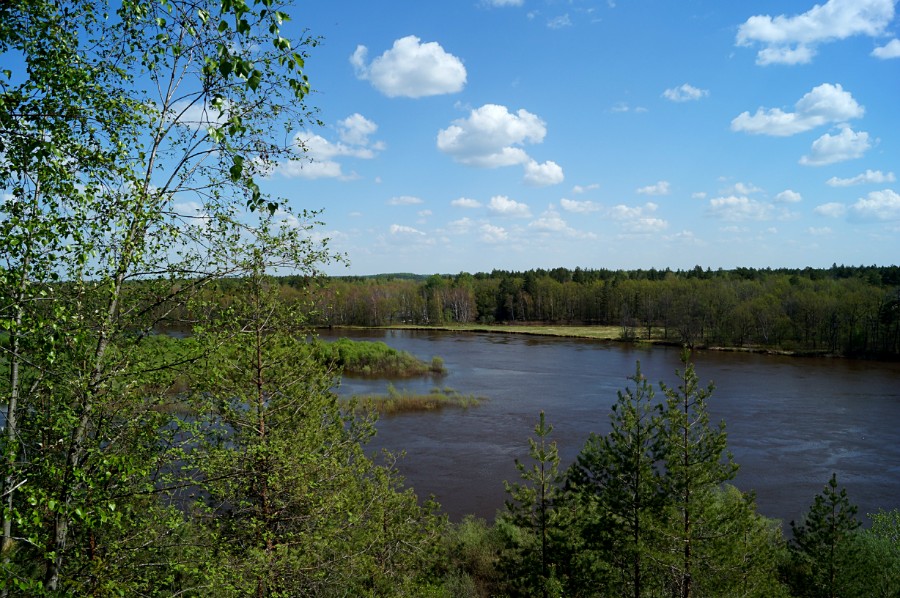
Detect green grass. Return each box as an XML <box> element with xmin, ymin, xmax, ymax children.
<box><xmin>313</xmin><ymin>337</ymin><xmax>446</xmax><ymax>378</ymax></box>
<box><xmin>349</xmin><ymin>384</ymin><xmax>483</xmax><ymax>415</ymax></box>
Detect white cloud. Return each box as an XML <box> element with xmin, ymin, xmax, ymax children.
<box><xmin>708</xmin><ymin>196</ymin><xmax>773</xmax><ymax>221</ymax></box>
<box><xmin>480</xmin><ymin>223</ymin><xmax>508</xmax><ymax>243</ymax></box>
<box><xmin>451</xmin><ymin>197</ymin><xmax>482</xmax><ymax>208</ymax></box>
<box><xmin>775</xmin><ymin>189</ymin><xmax>803</xmax><ymax>203</ymax></box>
<box><xmin>731</xmin><ymin>83</ymin><xmax>864</xmax><ymax>136</ymax></box>
<box><xmin>800</xmin><ymin>126</ymin><xmax>871</xmax><ymax>166</ymax></box>
<box><xmin>337</xmin><ymin>113</ymin><xmax>379</xmax><ymax>146</ymax></box>
<box><xmin>872</xmin><ymin>38</ymin><xmax>900</xmax><ymax>58</ymax></box>
<box><xmin>736</xmin><ymin>0</ymin><xmax>896</xmax><ymax>65</ymax></box>
<box><xmin>827</xmin><ymin>169</ymin><xmax>896</xmax><ymax>186</ymax></box>
<box><xmin>814</xmin><ymin>202</ymin><xmax>848</xmax><ymax>217</ymax></box>
<box><xmin>437</xmin><ymin>104</ymin><xmax>551</xmax><ymax>178</ymax></box>
<box><xmin>529</xmin><ymin>206</ymin><xmax>569</xmax><ymax>232</ymax></box>
<box><xmin>277</xmin><ymin>116</ymin><xmax>383</xmax><ymax>179</ymax></box>
<box><xmin>524</xmin><ymin>160</ymin><xmax>565</xmax><ymax>186</ymax></box>
<box><xmin>850</xmin><ymin>189</ymin><xmax>900</xmax><ymax>220</ymax></box>
<box><xmin>662</xmin><ymin>83</ymin><xmax>709</xmax><ymax>102</ymax></box>
<box><xmin>610</xmin><ymin>202</ymin><xmax>658</xmax><ymax>220</ymax></box>
<box><xmin>560</xmin><ymin>198</ymin><xmax>600</xmax><ymax>213</ymax></box>
<box><xmin>572</xmin><ymin>183</ymin><xmax>599</xmax><ymax>194</ymax></box>
<box><xmin>418</xmin><ymin>209</ymin><xmax>432</xmax><ymax>217</ymax></box>
<box><xmin>610</xmin><ymin>102</ymin><xmax>648</xmax><ymax>113</ymax></box>
<box><xmin>726</xmin><ymin>181</ymin><xmax>764</xmax><ymax>195</ymax></box>
<box><xmin>351</xmin><ymin>35</ymin><xmax>466</xmax><ymax>98</ymax></box>
<box><xmin>692</xmin><ymin>192</ymin><xmax>707</xmax><ymax>199</ymax></box>
<box><xmin>389</xmin><ymin>224</ymin><xmax>425</xmax><ymax>235</ymax></box>
<box><xmin>447</xmin><ymin>217</ymin><xmax>474</xmax><ymax>233</ymax></box>
<box><xmin>388</xmin><ymin>195</ymin><xmax>424</xmax><ymax>206</ymax></box>
<box><xmin>488</xmin><ymin>195</ymin><xmax>532</xmax><ymax>217</ymax></box>
<box><xmin>548</xmin><ymin>14</ymin><xmax>572</xmax><ymax>29</ymax></box>
<box><xmin>623</xmin><ymin>218</ymin><xmax>669</xmax><ymax>234</ymax></box>
<box><xmin>276</xmin><ymin>158</ymin><xmax>343</xmax><ymax>180</ymax></box>
<box><xmin>484</xmin><ymin>0</ymin><xmax>523</xmax><ymax>6</ymax></box>
<box><xmin>636</xmin><ymin>180</ymin><xmax>670</xmax><ymax>196</ymax></box>
<box><xmin>808</xmin><ymin>227</ymin><xmax>833</xmax><ymax>235</ymax></box>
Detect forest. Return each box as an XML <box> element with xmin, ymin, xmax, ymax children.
<box><xmin>303</xmin><ymin>265</ymin><xmax>900</xmax><ymax>358</ymax></box>
<box><xmin>2</xmin><ymin>1</ymin><xmax>899</xmax><ymax>596</ymax></box>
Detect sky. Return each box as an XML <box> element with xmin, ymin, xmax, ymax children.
<box><xmin>265</xmin><ymin>0</ymin><xmax>900</xmax><ymax>276</ymax></box>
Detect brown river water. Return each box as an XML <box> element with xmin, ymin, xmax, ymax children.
<box><xmin>322</xmin><ymin>328</ymin><xmax>900</xmax><ymax>528</ymax></box>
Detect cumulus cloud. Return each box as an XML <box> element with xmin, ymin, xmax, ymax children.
<box><xmin>337</xmin><ymin>113</ymin><xmax>380</xmax><ymax>146</ymax></box>
<box><xmin>560</xmin><ymin>198</ymin><xmax>601</xmax><ymax>213</ymax></box>
<box><xmin>736</xmin><ymin>0</ymin><xmax>896</xmax><ymax>65</ymax></box>
<box><xmin>724</xmin><ymin>181</ymin><xmax>764</xmax><ymax>195</ymax></box>
<box><xmin>447</xmin><ymin>217</ymin><xmax>474</xmax><ymax>233</ymax></box>
<box><xmin>636</xmin><ymin>181</ymin><xmax>670</xmax><ymax>196</ymax></box>
<box><xmin>808</xmin><ymin>227</ymin><xmax>833</xmax><ymax>235</ymax></box>
<box><xmin>451</xmin><ymin>197</ymin><xmax>482</xmax><ymax>208</ymax></box>
<box><xmin>529</xmin><ymin>206</ymin><xmax>569</xmax><ymax>232</ymax></box>
<box><xmin>731</xmin><ymin>83</ymin><xmax>864</xmax><ymax>136</ymax></box>
<box><xmin>872</xmin><ymin>38</ymin><xmax>900</xmax><ymax>58</ymax></box>
<box><xmin>387</xmin><ymin>195</ymin><xmax>424</xmax><ymax>206</ymax></box>
<box><xmin>572</xmin><ymin>183</ymin><xmax>599</xmax><ymax>194</ymax></box>
<box><xmin>827</xmin><ymin>169</ymin><xmax>896</xmax><ymax>186</ymax></box>
<box><xmin>277</xmin><ymin>115</ymin><xmax>383</xmax><ymax>179</ymax></box>
<box><xmin>708</xmin><ymin>196</ymin><xmax>773</xmax><ymax>221</ymax></box>
<box><xmin>524</xmin><ymin>160</ymin><xmax>565</xmax><ymax>186</ymax></box>
<box><xmin>389</xmin><ymin>224</ymin><xmax>425</xmax><ymax>235</ymax></box>
<box><xmin>351</xmin><ymin>35</ymin><xmax>466</xmax><ymax>98</ymax></box>
<box><xmin>484</xmin><ymin>0</ymin><xmax>523</xmax><ymax>5</ymax></box>
<box><xmin>662</xmin><ymin>83</ymin><xmax>709</xmax><ymax>102</ymax></box>
<box><xmin>622</xmin><ymin>218</ymin><xmax>669</xmax><ymax>234</ymax></box>
<box><xmin>775</xmin><ymin>189</ymin><xmax>803</xmax><ymax>203</ymax></box>
<box><xmin>480</xmin><ymin>223</ymin><xmax>508</xmax><ymax>243</ymax></box>
<box><xmin>800</xmin><ymin>126</ymin><xmax>871</xmax><ymax>166</ymax></box>
<box><xmin>609</xmin><ymin>202</ymin><xmax>658</xmax><ymax>220</ymax></box>
<box><xmin>850</xmin><ymin>189</ymin><xmax>900</xmax><ymax>220</ymax></box>
<box><xmin>815</xmin><ymin>202</ymin><xmax>848</xmax><ymax>217</ymax></box>
<box><xmin>437</xmin><ymin>104</ymin><xmax>546</xmax><ymax>167</ymax></box>
<box><xmin>488</xmin><ymin>195</ymin><xmax>532</xmax><ymax>217</ymax></box>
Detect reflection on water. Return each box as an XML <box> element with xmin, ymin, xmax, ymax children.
<box><xmin>323</xmin><ymin>329</ymin><xmax>900</xmax><ymax>527</ymax></box>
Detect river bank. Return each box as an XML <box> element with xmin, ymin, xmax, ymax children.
<box><xmin>321</xmin><ymin>323</ymin><xmax>857</xmax><ymax>360</ymax></box>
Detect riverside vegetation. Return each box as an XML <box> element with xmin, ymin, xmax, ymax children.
<box><xmin>3</xmin><ymin>1</ymin><xmax>900</xmax><ymax>595</ymax></box>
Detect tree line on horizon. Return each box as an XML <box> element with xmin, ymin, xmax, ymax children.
<box><xmin>298</xmin><ymin>265</ymin><xmax>900</xmax><ymax>358</ymax></box>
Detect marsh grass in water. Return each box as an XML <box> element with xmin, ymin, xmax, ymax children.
<box><xmin>350</xmin><ymin>384</ymin><xmax>483</xmax><ymax>415</ymax></box>
<box><xmin>314</xmin><ymin>337</ymin><xmax>446</xmax><ymax>378</ymax></box>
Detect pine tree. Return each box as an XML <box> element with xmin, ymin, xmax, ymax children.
<box><xmin>567</xmin><ymin>362</ymin><xmax>666</xmax><ymax>597</ymax></box>
<box><xmin>787</xmin><ymin>473</ymin><xmax>862</xmax><ymax>598</ymax></box>
<box><xmin>658</xmin><ymin>349</ymin><xmax>739</xmax><ymax>598</ymax></box>
<box><xmin>500</xmin><ymin>411</ymin><xmax>567</xmax><ymax>597</ymax></box>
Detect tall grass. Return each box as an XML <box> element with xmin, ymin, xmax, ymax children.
<box><xmin>350</xmin><ymin>385</ymin><xmax>483</xmax><ymax>415</ymax></box>
<box><xmin>313</xmin><ymin>337</ymin><xmax>446</xmax><ymax>378</ymax></box>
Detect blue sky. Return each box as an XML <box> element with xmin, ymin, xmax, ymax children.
<box><xmin>268</xmin><ymin>0</ymin><xmax>900</xmax><ymax>276</ymax></box>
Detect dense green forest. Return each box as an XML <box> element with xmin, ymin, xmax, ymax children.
<box><xmin>303</xmin><ymin>265</ymin><xmax>900</xmax><ymax>358</ymax></box>
<box><xmin>3</xmin><ymin>1</ymin><xmax>899</xmax><ymax>595</ymax></box>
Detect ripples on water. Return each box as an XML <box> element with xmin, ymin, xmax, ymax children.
<box><xmin>324</xmin><ymin>329</ymin><xmax>900</xmax><ymax>527</ymax></box>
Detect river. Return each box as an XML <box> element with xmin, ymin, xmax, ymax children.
<box><xmin>321</xmin><ymin>328</ymin><xmax>900</xmax><ymax>528</ymax></box>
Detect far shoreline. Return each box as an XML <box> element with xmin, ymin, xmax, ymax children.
<box><xmin>318</xmin><ymin>323</ymin><xmax>891</xmax><ymax>361</ymax></box>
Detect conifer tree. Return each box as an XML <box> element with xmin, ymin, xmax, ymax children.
<box><xmin>567</xmin><ymin>362</ymin><xmax>665</xmax><ymax>597</ymax></box>
<box><xmin>500</xmin><ymin>411</ymin><xmax>567</xmax><ymax>597</ymax></box>
<box><xmin>658</xmin><ymin>350</ymin><xmax>739</xmax><ymax>598</ymax></box>
<box><xmin>787</xmin><ymin>473</ymin><xmax>862</xmax><ymax>598</ymax></box>
<box><xmin>189</xmin><ymin>250</ymin><xmax>444</xmax><ymax>596</ymax></box>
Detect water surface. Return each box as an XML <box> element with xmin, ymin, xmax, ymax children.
<box><xmin>324</xmin><ymin>329</ymin><xmax>900</xmax><ymax>527</ymax></box>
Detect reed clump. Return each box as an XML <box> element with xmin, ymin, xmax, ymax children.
<box><xmin>313</xmin><ymin>337</ymin><xmax>447</xmax><ymax>378</ymax></box>
<box><xmin>351</xmin><ymin>384</ymin><xmax>483</xmax><ymax>415</ymax></box>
